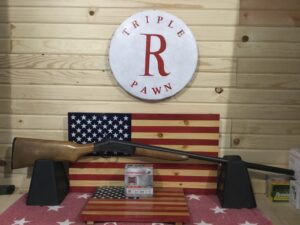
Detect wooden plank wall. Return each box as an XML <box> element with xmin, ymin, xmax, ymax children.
<box><xmin>0</xmin><ymin>0</ymin><xmax>300</xmax><ymax>193</ymax></box>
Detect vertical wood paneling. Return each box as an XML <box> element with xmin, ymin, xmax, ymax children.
<box><xmin>0</xmin><ymin>0</ymin><xmax>299</xmax><ymax>194</ymax></box>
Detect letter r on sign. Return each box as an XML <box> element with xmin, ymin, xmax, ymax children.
<box><xmin>140</xmin><ymin>33</ymin><xmax>170</xmax><ymax>77</ymax></box>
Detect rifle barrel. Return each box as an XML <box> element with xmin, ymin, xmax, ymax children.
<box><xmin>112</xmin><ymin>140</ymin><xmax>294</xmax><ymax>176</ymax></box>
<box><xmin>113</xmin><ymin>140</ymin><xmax>227</xmax><ymax>163</ymax></box>
<box><xmin>245</xmin><ymin>162</ymin><xmax>294</xmax><ymax>176</ymax></box>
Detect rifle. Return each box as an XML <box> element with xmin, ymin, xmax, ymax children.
<box><xmin>11</xmin><ymin>137</ymin><xmax>294</xmax><ymax>208</ymax></box>
<box><xmin>11</xmin><ymin>137</ymin><xmax>188</xmax><ymax>169</ymax></box>
<box><xmin>12</xmin><ymin>137</ymin><xmax>294</xmax><ymax>176</ymax></box>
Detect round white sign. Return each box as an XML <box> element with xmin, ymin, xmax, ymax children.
<box><xmin>109</xmin><ymin>10</ymin><xmax>198</xmax><ymax>101</ymax></box>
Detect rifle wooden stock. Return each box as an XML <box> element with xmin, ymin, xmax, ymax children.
<box><xmin>12</xmin><ymin>138</ymin><xmax>94</xmax><ymax>169</ymax></box>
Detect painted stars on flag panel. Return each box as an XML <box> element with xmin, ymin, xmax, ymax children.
<box><xmin>68</xmin><ymin>113</ymin><xmax>131</xmax><ymax>144</ymax></box>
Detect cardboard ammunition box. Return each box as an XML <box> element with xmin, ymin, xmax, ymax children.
<box><xmin>289</xmin><ymin>148</ymin><xmax>300</xmax><ymax>180</ymax></box>
<box><xmin>267</xmin><ymin>177</ymin><xmax>290</xmax><ymax>202</ymax></box>
<box><xmin>290</xmin><ymin>180</ymin><xmax>300</xmax><ymax>209</ymax></box>
<box><xmin>124</xmin><ymin>164</ymin><xmax>153</xmax><ymax>198</ymax></box>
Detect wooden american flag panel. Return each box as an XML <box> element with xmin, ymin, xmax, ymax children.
<box><xmin>80</xmin><ymin>187</ymin><xmax>190</xmax><ymax>223</ymax></box>
<box><xmin>68</xmin><ymin>113</ymin><xmax>220</xmax><ymax>194</ymax></box>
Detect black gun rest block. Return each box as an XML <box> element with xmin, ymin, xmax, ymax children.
<box><xmin>27</xmin><ymin>156</ymin><xmax>257</xmax><ymax>208</ymax></box>
<box><xmin>27</xmin><ymin>159</ymin><xmax>69</xmax><ymax>206</ymax></box>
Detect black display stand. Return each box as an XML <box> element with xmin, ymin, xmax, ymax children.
<box><xmin>27</xmin><ymin>160</ymin><xmax>69</xmax><ymax>206</ymax></box>
<box><xmin>217</xmin><ymin>155</ymin><xmax>256</xmax><ymax>208</ymax></box>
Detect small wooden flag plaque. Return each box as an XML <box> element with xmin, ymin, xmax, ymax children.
<box><xmin>80</xmin><ymin>187</ymin><xmax>190</xmax><ymax>224</ymax></box>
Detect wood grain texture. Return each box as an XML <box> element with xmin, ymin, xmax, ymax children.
<box><xmin>0</xmin><ymin>115</ymin><xmax>68</xmax><ymax>130</ymax></box>
<box><xmin>1</xmin><ymin>100</ymin><xmax>300</xmax><ymax>120</ymax></box>
<box><xmin>2</xmin><ymin>39</ymin><xmax>299</xmax><ymax>58</ymax></box>
<box><xmin>0</xmin><ymin>54</ymin><xmax>237</xmax><ymax>72</ymax></box>
<box><xmin>0</xmin><ymin>0</ymin><xmax>240</xmax><ymax>9</ymax></box>
<box><xmin>238</xmin><ymin>58</ymin><xmax>300</xmax><ymax>74</ymax></box>
<box><xmin>240</xmin><ymin>0</ymin><xmax>300</xmax><ymax>10</ymax></box>
<box><xmin>1</xmin><ymin>7</ymin><xmax>298</xmax><ymax>26</ymax></box>
<box><xmin>0</xmin><ymin>24</ymin><xmax>10</xmax><ymax>38</ymax></box>
<box><xmin>2</xmin><ymin>85</ymin><xmax>300</xmax><ymax>105</ymax></box>
<box><xmin>3</xmin><ymin>39</ymin><xmax>236</xmax><ymax>57</ymax></box>
<box><xmin>237</xmin><ymin>73</ymin><xmax>300</xmax><ymax>89</ymax></box>
<box><xmin>7</xmin><ymin>24</ymin><xmax>300</xmax><ymax>42</ymax></box>
<box><xmin>0</xmin><ymin>70</ymin><xmax>236</xmax><ymax>87</ymax></box>
<box><xmin>231</xmin><ymin>134</ymin><xmax>300</xmax><ymax>150</ymax></box>
<box><xmin>240</xmin><ymin>10</ymin><xmax>300</xmax><ymax>27</ymax></box>
<box><xmin>0</xmin><ymin>8</ymin><xmax>240</xmax><ymax>25</ymax></box>
<box><xmin>0</xmin><ymin>40</ymin><xmax>10</xmax><ymax>53</ymax></box>
<box><xmin>0</xmin><ymin>145</ymin><xmax>11</xmax><ymax>159</ymax></box>
<box><xmin>232</xmin><ymin>119</ymin><xmax>300</xmax><ymax>135</ymax></box>
<box><xmin>236</xmin><ymin>42</ymin><xmax>300</xmax><ymax>58</ymax></box>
